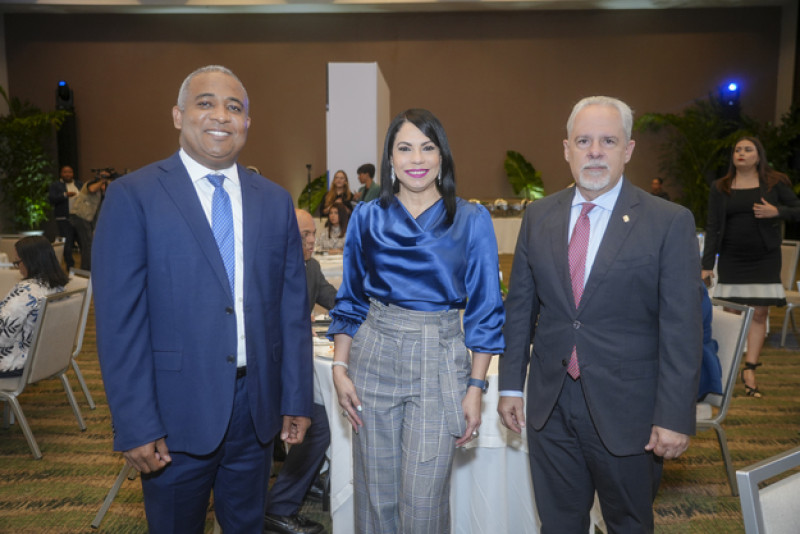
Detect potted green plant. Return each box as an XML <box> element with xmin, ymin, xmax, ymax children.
<box><xmin>504</xmin><ymin>150</ymin><xmax>545</xmax><ymax>202</ymax></box>
<box><xmin>297</xmin><ymin>173</ymin><xmax>328</xmax><ymax>215</ymax></box>
<box><xmin>0</xmin><ymin>86</ymin><xmax>69</xmax><ymax>232</ymax></box>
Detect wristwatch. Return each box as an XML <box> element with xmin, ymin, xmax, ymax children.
<box><xmin>467</xmin><ymin>377</ymin><xmax>488</xmax><ymax>393</ymax></box>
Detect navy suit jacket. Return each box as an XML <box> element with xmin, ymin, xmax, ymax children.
<box><xmin>499</xmin><ymin>179</ymin><xmax>703</xmax><ymax>456</ymax></box>
<box><xmin>93</xmin><ymin>152</ymin><xmax>313</xmax><ymax>454</ymax></box>
<box><xmin>48</xmin><ymin>179</ymin><xmax>84</xmax><ymax>219</ymax></box>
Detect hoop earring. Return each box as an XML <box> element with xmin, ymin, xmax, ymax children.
<box><xmin>391</xmin><ymin>166</ymin><xmax>396</xmax><ymax>184</ymax></box>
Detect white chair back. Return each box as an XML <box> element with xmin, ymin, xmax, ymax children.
<box><xmin>65</xmin><ymin>270</ymin><xmax>92</xmax><ymax>352</ymax></box>
<box><xmin>737</xmin><ymin>445</ymin><xmax>800</xmax><ymax>534</ymax></box>
<box><xmin>0</xmin><ymin>269</ymin><xmax>22</xmax><ymax>297</ymax></box>
<box><xmin>703</xmin><ymin>300</ymin><xmax>753</xmax><ymax>411</ymax></box>
<box><xmin>24</xmin><ymin>289</ymin><xmax>86</xmax><ymax>386</ymax></box>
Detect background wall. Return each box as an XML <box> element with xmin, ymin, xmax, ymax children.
<box><xmin>3</xmin><ymin>7</ymin><xmax>782</xmax><ymax>209</ymax></box>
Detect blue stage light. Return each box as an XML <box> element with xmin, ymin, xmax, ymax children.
<box><xmin>727</xmin><ymin>82</ymin><xmax>738</xmax><ymax>92</ymax></box>
<box><xmin>58</xmin><ymin>80</ymin><xmax>67</xmax><ymax>87</ymax></box>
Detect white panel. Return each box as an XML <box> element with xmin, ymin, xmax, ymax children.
<box><xmin>326</xmin><ymin>62</ymin><xmax>390</xmax><ymax>192</ymax></box>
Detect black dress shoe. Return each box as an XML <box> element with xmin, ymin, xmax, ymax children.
<box><xmin>264</xmin><ymin>513</ymin><xmax>325</xmax><ymax>534</ymax></box>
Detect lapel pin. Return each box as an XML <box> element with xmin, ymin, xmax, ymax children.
<box><xmin>622</xmin><ymin>215</ymin><xmax>630</xmax><ymax>223</ymax></box>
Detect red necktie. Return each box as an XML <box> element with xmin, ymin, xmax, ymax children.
<box><xmin>566</xmin><ymin>202</ymin><xmax>595</xmax><ymax>380</ymax></box>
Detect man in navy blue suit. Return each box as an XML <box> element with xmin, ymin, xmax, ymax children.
<box><xmin>93</xmin><ymin>65</ymin><xmax>313</xmax><ymax>533</ymax></box>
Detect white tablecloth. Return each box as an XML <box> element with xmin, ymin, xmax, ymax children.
<box><xmin>313</xmin><ymin>350</ymin><xmax>606</xmax><ymax>533</ymax></box>
<box><xmin>313</xmin><ymin>354</ymin><xmax>542</xmax><ymax>533</ymax></box>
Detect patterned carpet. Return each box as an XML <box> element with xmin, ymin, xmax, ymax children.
<box><xmin>1</xmin><ymin>290</ymin><xmax>799</xmax><ymax>532</ymax></box>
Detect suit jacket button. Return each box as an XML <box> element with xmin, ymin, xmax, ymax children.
<box><xmin>573</xmin><ymin>321</ymin><xmax>581</xmax><ymax>329</ymax></box>
<box><xmin>226</xmin><ymin>355</ymin><xmax>235</xmax><ymax>363</ymax></box>
<box><xmin>225</xmin><ymin>306</ymin><xmax>233</xmax><ymax>314</ymax></box>
<box><xmin>561</xmin><ymin>359</ymin><xmax>568</xmax><ymax>366</ymax></box>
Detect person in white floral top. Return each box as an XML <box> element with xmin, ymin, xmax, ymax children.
<box><xmin>0</xmin><ymin>236</ymin><xmax>68</xmax><ymax>377</ymax></box>
<box><xmin>316</xmin><ymin>203</ymin><xmax>349</xmax><ymax>254</ymax></box>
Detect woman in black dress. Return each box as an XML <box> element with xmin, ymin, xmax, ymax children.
<box><xmin>702</xmin><ymin>137</ymin><xmax>800</xmax><ymax>397</ymax></box>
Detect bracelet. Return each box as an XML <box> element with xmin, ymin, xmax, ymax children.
<box><xmin>331</xmin><ymin>361</ymin><xmax>349</xmax><ymax>371</ymax></box>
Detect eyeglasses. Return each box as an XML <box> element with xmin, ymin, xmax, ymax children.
<box><xmin>12</xmin><ymin>260</ymin><xmax>21</xmax><ymax>268</ymax></box>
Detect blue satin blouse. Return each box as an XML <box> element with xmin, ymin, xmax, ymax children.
<box><xmin>328</xmin><ymin>197</ymin><xmax>506</xmax><ymax>354</ymax></box>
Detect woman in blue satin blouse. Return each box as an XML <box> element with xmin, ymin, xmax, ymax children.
<box><xmin>328</xmin><ymin>109</ymin><xmax>505</xmax><ymax>534</ymax></box>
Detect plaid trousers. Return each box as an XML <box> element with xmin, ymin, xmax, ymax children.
<box><xmin>350</xmin><ymin>300</ymin><xmax>470</xmax><ymax>534</ymax></box>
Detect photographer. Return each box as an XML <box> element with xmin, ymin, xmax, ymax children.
<box><xmin>70</xmin><ymin>168</ymin><xmax>117</xmax><ymax>271</ymax></box>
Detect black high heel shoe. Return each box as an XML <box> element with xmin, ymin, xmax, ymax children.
<box><xmin>741</xmin><ymin>362</ymin><xmax>763</xmax><ymax>398</ymax></box>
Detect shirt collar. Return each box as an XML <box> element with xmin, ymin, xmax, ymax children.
<box><xmin>571</xmin><ymin>176</ymin><xmax>625</xmax><ymax>212</ymax></box>
<box><xmin>179</xmin><ymin>148</ymin><xmax>240</xmax><ymax>186</ymax></box>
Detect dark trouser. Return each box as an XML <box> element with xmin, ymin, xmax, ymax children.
<box><xmin>141</xmin><ymin>376</ymin><xmax>272</xmax><ymax>534</ymax></box>
<box><xmin>529</xmin><ymin>377</ymin><xmax>662</xmax><ymax>534</ymax></box>
<box><xmin>70</xmin><ymin>214</ymin><xmax>93</xmax><ymax>271</ymax></box>
<box><xmin>266</xmin><ymin>402</ymin><xmax>330</xmax><ymax>516</ymax></box>
<box><xmin>56</xmin><ymin>218</ymin><xmax>77</xmax><ymax>269</ymax></box>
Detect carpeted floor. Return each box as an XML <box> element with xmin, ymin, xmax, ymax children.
<box><xmin>1</xmin><ymin>270</ymin><xmax>800</xmax><ymax>532</ymax></box>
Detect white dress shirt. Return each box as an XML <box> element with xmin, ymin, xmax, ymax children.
<box><xmin>500</xmin><ymin>177</ymin><xmax>625</xmax><ymax>398</ymax></box>
<box><xmin>179</xmin><ymin>149</ymin><xmax>247</xmax><ymax>367</ymax></box>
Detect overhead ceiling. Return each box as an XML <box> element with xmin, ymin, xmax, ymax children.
<box><xmin>0</xmin><ymin>0</ymin><xmax>789</xmax><ymax>15</ymax></box>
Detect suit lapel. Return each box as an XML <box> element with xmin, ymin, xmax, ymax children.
<box><xmin>239</xmin><ymin>165</ymin><xmax>262</xmax><ymax>287</ymax></box>
<box><xmin>579</xmin><ymin>180</ymin><xmax>639</xmax><ymax>310</ymax></box>
<box><xmin>157</xmin><ymin>153</ymin><xmax>232</xmax><ymax>298</ymax></box>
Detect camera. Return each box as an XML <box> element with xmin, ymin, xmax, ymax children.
<box><xmin>90</xmin><ymin>167</ymin><xmax>123</xmax><ymax>181</ymax></box>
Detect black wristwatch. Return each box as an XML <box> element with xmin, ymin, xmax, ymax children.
<box><xmin>467</xmin><ymin>377</ymin><xmax>488</xmax><ymax>393</ymax></box>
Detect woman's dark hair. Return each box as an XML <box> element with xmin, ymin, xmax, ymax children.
<box><xmin>379</xmin><ymin>109</ymin><xmax>457</xmax><ymax>225</ymax></box>
<box><xmin>325</xmin><ymin>203</ymin><xmax>350</xmax><ymax>238</ymax></box>
<box><xmin>716</xmin><ymin>136</ymin><xmax>790</xmax><ymax>194</ymax></box>
<box><xmin>15</xmin><ymin>236</ymin><xmax>69</xmax><ymax>289</ymax></box>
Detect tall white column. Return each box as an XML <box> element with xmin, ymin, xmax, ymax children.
<box><xmin>326</xmin><ymin>62</ymin><xmax>390</xmax><ymax>193</ymax></box>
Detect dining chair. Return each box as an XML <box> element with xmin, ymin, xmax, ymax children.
<box><xmin>0</xmin><ymin>267</ymin><xmax>21</xmax><ymax>296</ymax></box>
<box><xmin>0</xmin><ymin>288</ymin><xmax>87</xmax><ymax>459</ymax></box>
<box><xmin>737</xmin><ymin>445</ymin><xmax>800</xmax><ymax>534</ymax></box>
<box><xmin>65</xmin><ymin>269</ymin><xmax>95</xmax><ymax>409</ymax></box>
<box><xmin>695</xmin><ymin>299</ymin><xmax>754</xmax><ymax>496</ymax></box>
<box><xmin>778</xmin><ymin>240</ymin><xmax>800</xmax><ymax>346</ymax></box>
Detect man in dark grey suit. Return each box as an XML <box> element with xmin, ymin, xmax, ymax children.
<box><xmin>498</xmin><ymin>96</ymin><xmax>702</xmax><ymax>533</ymax></box>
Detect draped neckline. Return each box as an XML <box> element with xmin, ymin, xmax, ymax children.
<box><xmin>393</xmin><ymin>197</ymin><xmax>445</xmax><ymax>231</ymax></box>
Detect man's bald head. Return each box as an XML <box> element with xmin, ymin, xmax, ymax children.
<box><xmin>295</xmin><ymin>209</ymin><xmax>316</xmax><ymax>261</ymax></box>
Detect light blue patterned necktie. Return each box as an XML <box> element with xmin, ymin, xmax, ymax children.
<box><xmin>207</xmin><ymin>173</ymin><xmax>235</xmax><ymax>296</ymax></box>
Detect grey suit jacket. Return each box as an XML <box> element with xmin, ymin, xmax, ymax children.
<box><xmin>306</xmin><ymin>257</ymin><xmax>337</xmax><ymax>312</ymax></box>
<box><xmin>499</xmin><ymin>179</ymin><xmax>703</xmax><ymax>456</ymax></box>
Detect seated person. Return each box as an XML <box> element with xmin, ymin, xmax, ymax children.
<box><xmin>698</xmin><ymin>285</ymin><xmax>723</xmax><ymax>401</ymax></box>
<box><xmin>316</xmin><ymin>203</ymin><xmax>349</xmax><ymax>255</ymax></box>
<box><xmin>265</xmin><ymin>209</ymin><xmax>337</xmax><ymax>534</ymax></box>
<box><xmin>0</xmin><ymin>236</ymin><xmax>68</xmax><ymax>377</ymax></box>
